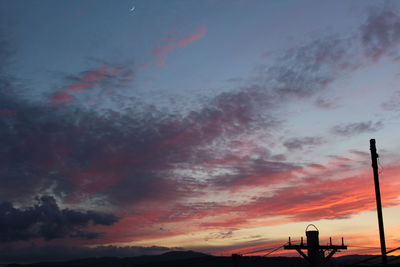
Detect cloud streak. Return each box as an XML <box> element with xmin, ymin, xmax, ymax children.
<box><xmin>153</xmin><ymin>25</ymin><xmax>207</xmax><ymax>66</ymax></box>
<box><xmin>331</xmin><ymin>121</ymin><xmax>383</xmax><ymax>136</ymax></box>
<box><xmin>50</xmin><ymin>64</ymin><xmax>134</xmax><ymax>105</ymax></box>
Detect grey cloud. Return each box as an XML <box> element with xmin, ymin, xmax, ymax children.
<box><xmin>0</xmin><ymin>196</ymin><xmax>118</xmax><ymax>242</ymax></box>
<box><xmin>283</xmin><ymin>137</ymin><xmax>324</xmax><ymax>151</ymax></box>
<box><xmin>361</xmin><ymin>6</ymin><xmax>400</xmax><ymax>61</ymax></box>
<box><xmin>331</xmin><ymin>121</ymin><xmax>383</xmax><ymax>136</ymax></box>
<box><xmin>261</xmin><ymin>36</ymin><xmax>357</xmax><ymax>100</ymax></box>
<box><xmin>211</xmin><ymin>157</ymin><xmax>299</xmax><ymax>188</ymax></box>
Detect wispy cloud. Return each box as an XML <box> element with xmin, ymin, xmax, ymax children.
<box><xmin>283</xmin><ymin>137</ymin><xmax>324</xmax><ymax>151</ymax></box>
<box><xmin>331</xmin><ymin>121</ymin><xmax>383</xmax><ymax>136</ymax></box>
<box><xmin>50</xmin><ymin>64</ymin><xmax>134</xmax><ymax>105</ymax></box>
<box><xmin>360</xmin><ymin>5</ymin><xmax>400</xmax><ymax>62</ymax></box>
<box><xmin>152</xmin><ymin>25</ymin><xmax>207</xmax><ymax>66</ymax></box>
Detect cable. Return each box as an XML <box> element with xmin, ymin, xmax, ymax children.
<box><xmin>240</xmin><ymin>241</ymin><xmax>291</xmax><ymax>255</ymax></box>
<box><xmin>377</xmin><ymin>157</ymin><xmax>384</xmax><ymax>174</ymax></box>
<box><xmin>348</xmin><ymin>246</ymin><xmax>382</xmax><ymax>249</ymax></box>
<box><xmin>241</xmin><ymin>246</ymin><xmax>279</xmax><ymax>255</ymax></box>
<box><xmin>348</xmin><ymin>246</ymin><xmax>400</xmax><ymax>266</ymax></box>
<box><xmin>263</xmin><ymin>245</ymin><xmax>285</xmax><ymax>257</ymax></box>
<box><xmin>242</xmin><ymin>245</ymin><xmax>283</xmax><ymax>255</ymax></box>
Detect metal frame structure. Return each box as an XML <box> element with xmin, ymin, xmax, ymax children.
<box><xmin>284</xmin><ymin>224</ymin><xmax>347</xmax><ymax>267</ymax></box>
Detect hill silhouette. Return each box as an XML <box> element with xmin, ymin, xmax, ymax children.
<box><xmin>4</xmin><ymin>250</ymin><xmax>400</xmax><ymax>267</ymax></box>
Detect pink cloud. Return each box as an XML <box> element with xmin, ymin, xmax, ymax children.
<box><xmin>99</xmin><ymin>161</ymin><xmax>400</xmax><ymax>244</ymax></box>
<box><xmin>0</xmin><ymin>109</ymin><xmax>16</xmax><ymax>118</ymax></box>
<box><xmin>131</xmin><ymin>25</ymin><xmax>207</xmax><ymax>69</ymax></box>
<box><xmin>236</xmin><ymin>164</ymin><xmax>400</xmax><ymax>222</ymax></box>
<box><xmin>110</xmin><ymin>68</ymin><xmax>126</xmax><ymax>75</ymax></box>
<box><xmin>65</xmin><ymin>83</ymin><xmax>94</xmax><ymax>92</ymax></box>
<box><xmin>176</xmin><ymin>25</ymin><xmax>207</xmax><ymax>47</ymax></box>
<box><xmin>51</xmin><ymin>92</ymin><xmax>74</xmax><ymax>103</ymax></box>
<box><xmin>153</xmin><ymin>43</ymin><xmax>175</xmax><ymax>57</ymax></box>
<box><xmin>50</xmin><ymin>64</ymin><xmax>134</xmax><ymax>105</ymax></box>
<box><xmin>81</xmin><ymin>67</ymin><xmax>108</xmax><ymax>82</ymax></box>
<box><xmin>152</xmin><ymin>24</ymin><xmax>207</xmax><ymax>66</ymax></box>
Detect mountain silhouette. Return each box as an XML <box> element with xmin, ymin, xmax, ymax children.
<box><xmin>4</xmin><ymin>251</ymin><xmax>400</xmax><ymax>267</ymax></box>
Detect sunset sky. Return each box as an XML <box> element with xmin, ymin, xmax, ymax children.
<box><xmin>1</xmin><ymin>0</ymin><xmax>400</xmax><ymax>263</ymax></box>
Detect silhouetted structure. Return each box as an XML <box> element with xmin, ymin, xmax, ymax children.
<box><xmin>284</xmin><ymin>224</ymin><xmax>347</xmax><ymax>267</ymax></box>
<box><xmin>370</xmin><ymin>138</ymin><xmax>387</xmax><ymax>266</ymax></box>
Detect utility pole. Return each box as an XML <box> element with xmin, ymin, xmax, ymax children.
<box><xmin>370</xmin><ymin>139</ymin><xmax>387</xmax><ymax>266</ymax></box>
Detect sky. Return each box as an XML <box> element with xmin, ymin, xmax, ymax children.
<box><xmin>1</xmin><ymin>0</ymin><xmax>400</xmax><ymax>263</ymax></box>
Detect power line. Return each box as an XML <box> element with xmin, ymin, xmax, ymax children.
<box><xmin>262</xmin><ymin>245</ymin><xmax>285</xmax><ymax>257</ymax></box>
<box><xmin>241</xmin><ymin>245</ymin><xmax>282</xmax><ymax>255</ymax></box>
<box><xmin>349</xmin><ymin>246</ymin><xmax>382</xmax><ymax>249</ymax></box>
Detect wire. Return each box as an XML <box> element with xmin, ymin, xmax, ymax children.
<box><xmin>242</xmin><ymin>245</ymin><xmax>283</xmax><ymax>255</ymax></box>
<box><xmin>377</xmin><ymin>157</ymin><xmax>384</xmax><ymax>174</ymax></box>
<box><xmin>241</xmin><ymin>246</ymin><xmax>280</xmax><ymax>255</ymax></box>
<box><xmin>240</xmin><ymin>241</ymin><xmax>291</xmax><ymax>255</ymax></box>
<box><xmin>263</xmin><ymin>245</ymin><xmax>285</xmax><ymax>257</ymax></box>
<box><xmin>238</xmin><ymin>240</ymin><xmax>298</xmax><ymax>255</ymax></box>
<box><xmin>349</xmin><ymin>246</ymin><xmax>382</xmax><ymax>249</ymax></box>
<box><xmin>348</xmin><ymin>247</ymin><xmax>400</xmax><ymax>266</ymax></box>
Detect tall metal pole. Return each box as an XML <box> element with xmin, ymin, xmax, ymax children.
<box><xmin>370</xmin><ymin>139</ymin><xmax>387</xmax><ymax>266</ymax></box>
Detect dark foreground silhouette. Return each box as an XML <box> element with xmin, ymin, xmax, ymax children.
<box><xmin>4</xmin><ymin>251</ymin><xmax>400</xmax><ymax>267</ymax></box>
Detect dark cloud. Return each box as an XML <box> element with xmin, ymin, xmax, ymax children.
<box><xmin>1</xmin><ymin>82</ymin><xmax>277</xmax><ymax>213</ymax></box>
<box><xmin>0</xmin><ymin>196</ymin><xmax>118</xmax><ymax>242</ymax></box>
<box><xmin>331</xmin><ymin>121</ymin><xmax>383</xmax><ymax>136</ymax></box>
<box><xmin>0</xmin><ymin>244</ymin><xmax>180</xmax><ymax>264</ymax></box>
<box><xmin>283</xmin><ymin>137</ymin><xmax>324</xmax><ymax>151</ymax></box>
<box><xmin>360</xmin><ymin>6</ymin><xmax>400</xmax><ymax>61</ymax></box>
